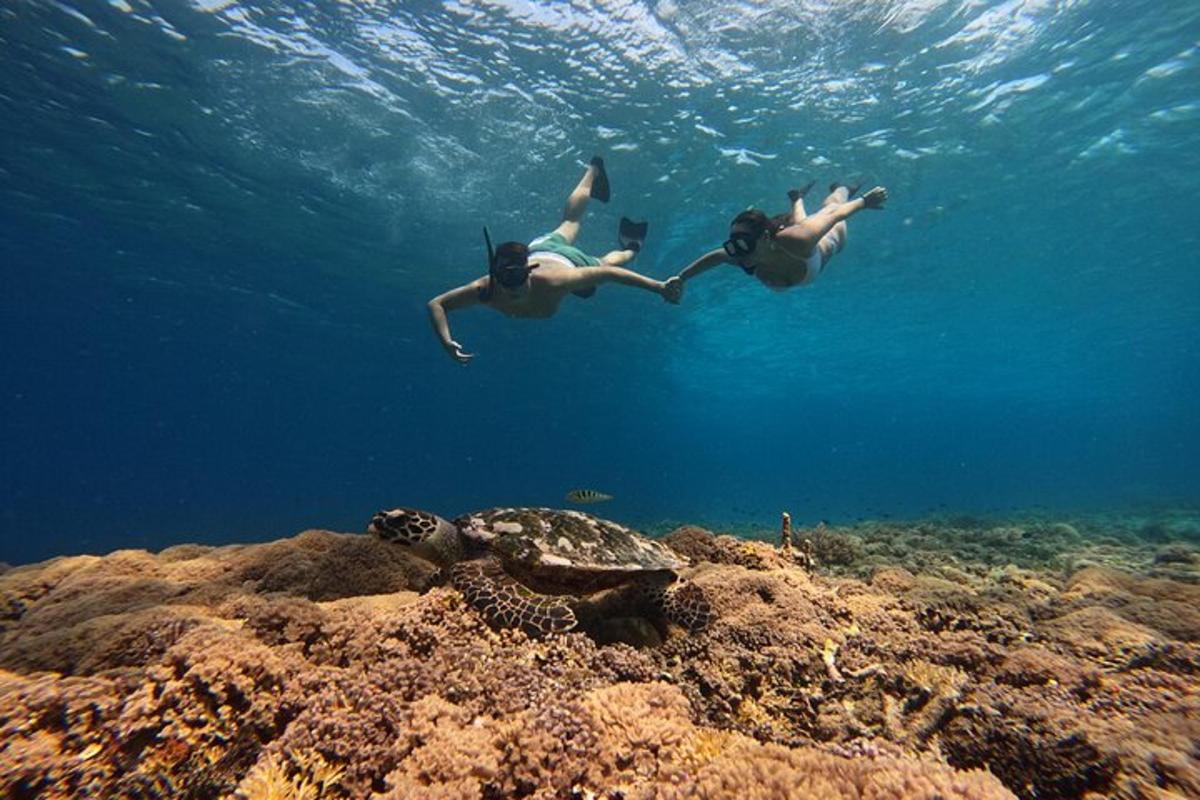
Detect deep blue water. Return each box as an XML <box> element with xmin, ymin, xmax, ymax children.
<box><xmin>2</xmin><ymin>0</ymin><xmax>1198</xmax><ymax>564</ymax></box>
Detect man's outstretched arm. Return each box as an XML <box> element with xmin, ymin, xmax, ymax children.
<box><xmin>549</xmin><ymin>265</ymin><xmax>678</xmax><ymax>302</ymax></box>
<box><xmin>427</xmin><ymin>280</ymin><xmax>484</xmax><ymax>364</ymax></box>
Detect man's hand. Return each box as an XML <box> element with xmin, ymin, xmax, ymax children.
<box><xmin>661</xmin><ymin>276</ymin><xmax>683</xmax><ymax>305</ymax></box>
<box><xmin>861</xmin><ymin>186</ymin><xmax>888</xmax><ymax>209</ymax></box>
<box><xmin>443</xmin><ymin>340</ymin><xmax>474</xmax><ymax>365</ymax></box>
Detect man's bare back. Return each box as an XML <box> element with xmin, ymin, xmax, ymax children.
<box><xmin>467</xmin><ymin>259</ymin><xmax>622</xmax><ymax>319</ymax></box>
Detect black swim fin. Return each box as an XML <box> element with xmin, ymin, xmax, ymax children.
<box><xmin>618</xmin><ymin>217</ymin><xmax>648</xmax><ymax>252</ymax></box>
<box><xmin>589</xmin><ymin>156</ymin><xmax>610</xmax><ymax>202</ymax></box>
<box><xmin>829</xmin><ymin>178</ymin><xmax>864</xmax><ymax>199</ymax></box>
<box><xmin>786</xmin><ymin>180</ymin><xmax>817</xmax><ymax>203</ymax></box>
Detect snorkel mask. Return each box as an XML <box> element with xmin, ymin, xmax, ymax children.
<box><xmin>722</xmin><ymin>210</ymin><xmax>767</xmax><ymax>258</ymax></box>
<box><xmin>722</xmin><ymin>231</ymin><xmax>757</xmax><ymax>258</ymax></box>
<box><xmin>484</xmin><ymin>227</ymin><xmax>535</xmax><ymax>290</ymax></box>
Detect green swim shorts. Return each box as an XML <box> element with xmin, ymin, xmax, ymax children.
<box><xmin>527</xmin><ymin>231</ymin><xmax>601</xmax><ymax>267</ymax></box>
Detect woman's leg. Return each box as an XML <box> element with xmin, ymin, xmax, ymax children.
<box><xmin>816</xmin><ymin>220</ymin><xmax>847</xmax><ymax>264</ymax></box>
<box><xmin>798</xmin><ymin>190</ymin><xmax>849</xmax><ymax>283</ymax></box>
<box><xmin>823</xmin><ymin>185</ymin><xmax>849</xmax><ymax>207</ymax></box>
<box><xmin>775</xmin><ymin>186</ymin><xmax>851</xmax><ymax>253</ymax></box>
<box><xmin>787</xmin><ymin>180</ymin><xmax>816</xmax><ymax>223</ymax></box>
<box><xmin>791</xmin><ymin>194</ymin><xmax>808</xmax><ymax>223</ymax></box>
<box><xmin>815</xmin><ymin>185</ymin><xmax>849</xmax><ymax>260</ymax></box>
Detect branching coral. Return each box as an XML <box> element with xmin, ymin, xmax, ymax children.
<box><xmin>898</xmin><ymin>659</ymin><xmax>969</xmax><ymax>743</ymax></box>
<box><xmin>808</xmin><ymin>525</ymin><xmax>864</xmax><ymax>567</ymax></box>
<box><xmin>0</xmin><ymin>605</ymin><xmax>208</xmax><ymax>674</ymax></box>
<box><xmin>0</xmin><ymin>669</ymin><xmax>126</xmax><ymax>799</ymax></box>
<box><xmin>659</xmin><ymin>735</ymin><xmax>1015</xmax><ymax>800</ymax></box>
<box><xmin>267</xmin><ymin>665</ymin><xmax>411</xmax><ymax>795</ymax></box>
<box><xmin>234</xmin><ymin>750</ymin><xmax>345</xmax><ymax>800</ymax></box>
<box><xmin>109</xmin><ymin>624</ymin><xmax>307</xmax><ymax>797</ymax></box>
<box><xmin>662</xmin><ymin>526</ymin><xmax>795</xmax><ymax>571</ymax></box>
<box><xmin>1</xmin><ymin>522</ymin><xmax>1198</xmax><ymax>800</ymax></box>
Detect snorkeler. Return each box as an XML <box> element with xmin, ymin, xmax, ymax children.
<box><xmin>428</xmin><ymin>157</ymin><xmax>677</xmax><ymax>364</ymax></box>
<box><xmin>669</xmin><ymin>182</ymin><xmax>888</xmax><ymax>295</ymax></box>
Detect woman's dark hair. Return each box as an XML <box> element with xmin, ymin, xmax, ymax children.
<box><xmin>768</xmin><ymin>212</ymin><xmax>792</xmax><ymax>232</ymax></box>
<box><xmin>729</xmin><ymin>209</ymin><xmax>769</xmax><ymax>237</ymax></box>
<box><xmin>729</xmin><ymin>208</ymin><xmax>789</xmax><ymax>238</ymax></box>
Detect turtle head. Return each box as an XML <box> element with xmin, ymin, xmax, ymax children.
<box><xmin>368</xmin><ymin>508</ymin><xmax>463</xmax><ymax>566</ymax></box>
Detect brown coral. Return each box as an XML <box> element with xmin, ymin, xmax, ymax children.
<box><xmin>660</xmin><ymin>735</ymin><xmax>1014</xmax><ymax>800</ymax></box>
<box><xmin>0</xmin><ymin>669</ymin><xmax>126</xmax><ymax>799</ymax></box>
<box><xmin>662</xmin><ymin>526</ymin><xmax>796</xmax><ymax>571</ymax></box>
<box><xmin>0</xmin><ymin>519</ymin><xmax>1197</xmax><ymax>800</ymax></box>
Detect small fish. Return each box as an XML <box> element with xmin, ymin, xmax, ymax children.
<box><xmin>566</xmin><ymin>489</ymin><xmax>613</xmax><ymax>504</ymax></box>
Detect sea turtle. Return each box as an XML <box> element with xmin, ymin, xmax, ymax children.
<box><xmin>368</xmin><ymin>506</ymin><xmax>713</xmax><ymax>636</ymax></box>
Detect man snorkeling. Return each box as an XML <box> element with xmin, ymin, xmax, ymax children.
<box><xmin>669</xmin><ymin>182</ymin><xmax>888</xmax><ymax>294</ymax></box>
<box><xmin>428</xmin><ymin>156</ymin><xmax>678</xmax><ymax>364</ymax></box>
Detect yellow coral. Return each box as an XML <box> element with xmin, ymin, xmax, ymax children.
<box><xmin>233</xmin><ymin>750</ymin><xmax>344</xmax><ymax>800</ymax></box>
<box><xmin>234</xmin><ymin>755</ymin><xmax>298</xmax><ymax>800</ymax></box>
<box><xmin>682</xmin><ymin>729</ymin><xmax>740</xmax><ymax>770</ymax></box>
<box><xmin>735</xmin><ymin>695</ymin><xmax>774</xmax><ymax>728</ymax></box>
<box><xmin>823</xmin><ymin>638</ymin><xmax>844</xmax><ymax>682</ymax></box>
<box><xmin>289</xmin><ymin>750</ymin><xmax>345</xmax><ymax>796</ymax></box>
<box><xmin>903</xmin><ymin>659</ymin><xmax>967</xmax><ymax>698</ymax></box>
<box><xmin>897</xmin><ymin>659</ymin><xmax>970</xmax><ymax>744</ymax></box>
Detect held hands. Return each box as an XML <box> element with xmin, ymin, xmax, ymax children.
<box><xmin>661</xmin><ymin>276</ymin><xmax>683</xmax><ymax>304</ymax></box>
<box><xmin>861</xmin><ymin>186</ymin><xmax>888</xmax><ymax>209</ymax></box>
<box><xmin>443</xmin><ymin>340</ymin><xmax>475</xmax><ymax>365</ymax></box>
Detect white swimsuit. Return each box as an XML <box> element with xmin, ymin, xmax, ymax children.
<box><xmin>796</xmin><ymin>247</ymin><xmax>825</xmax><ymax>286</ymax></box>
<box><xmin>765</xmin><ymin>239</ymin><xmax>825</xmax><ymax>286</ymax></box>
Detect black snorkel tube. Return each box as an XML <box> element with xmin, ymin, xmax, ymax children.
<box><xmin>480</xmin><ymin>226</ymin><xmax>498</xmax><ymax>302</ymax></box>
<box><xmin>480</xmin><ymin>227</ymin><xmax>535</xmax><ymax>301</ymax></box>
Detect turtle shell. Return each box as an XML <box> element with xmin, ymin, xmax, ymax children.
<box><xmin>454</xmin><ymin>507</ymin><xmax>686</xmax><ymax>575</ymax></box>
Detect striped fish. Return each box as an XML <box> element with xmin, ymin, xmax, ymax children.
<box><xmin>565</xmin><ymin>489</ymin><xmax>613</xmax><ymax>504</ymax></box>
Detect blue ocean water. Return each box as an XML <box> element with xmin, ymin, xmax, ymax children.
<box><xmin>2</xmin><ymin>0</ymin><xmax>1198</xmax><ymax>565</ymax></box>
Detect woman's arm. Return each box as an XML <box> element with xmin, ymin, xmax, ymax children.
<box><xmin>677</xmin><ymin>248</ymin><xmax>732</xmax><ymax>282</ymax></box>
<box><xmin>427</xmin><ymin>280</ymin><xmax>484</xmax><ymax>364</ymax></box>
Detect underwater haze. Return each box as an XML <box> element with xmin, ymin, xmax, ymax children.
<box><xmin>2</xmin><ymin>0</ymin><xmax>1198</xmax><ymax>565</ymax></box>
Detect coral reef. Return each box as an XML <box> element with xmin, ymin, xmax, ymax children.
<box><xmin>1</xmin><ymin>512</ymin><xmax>1198</xmax><ymax>798</ymax></box>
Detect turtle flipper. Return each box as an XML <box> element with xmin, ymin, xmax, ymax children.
<box><xmin>632</xmin><ymin>577</ymin><xmax>713</xmax><ymax>632</ymax></box>
<box><xmin>576</xmin><ymin>575</ymin><xmax>715</xmax><ymax>633</ymax></box>
<box><xmin>661</xmin><ymin>580</ymin><xmax>714</xmax><ymax>631</ymax></box>
<box><xmin>450</xmin><ymin>559</ymin><xmax>577</xmax><ymax>636</ymax></box>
